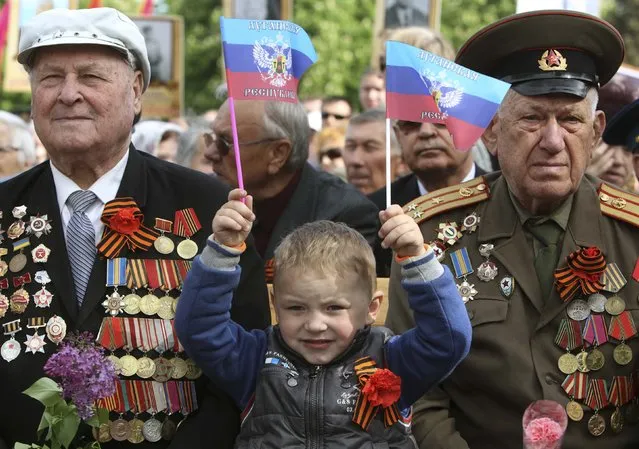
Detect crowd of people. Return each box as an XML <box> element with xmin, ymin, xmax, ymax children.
<box><xmin>1</xmin><ymin>4</ymin><xmax>639</xmax><ymax>449</ymax></box>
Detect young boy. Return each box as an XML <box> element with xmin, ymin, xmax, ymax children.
<box><xmin>175</xmin><ymin>189</ymin><xmax>471</xmax><ymax>448</ymax></box>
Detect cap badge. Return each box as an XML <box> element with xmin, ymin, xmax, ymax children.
<box><xmin>538</xmin><ymin>49</ymin><xmax>567</xmax><ymax>72</ymax></box>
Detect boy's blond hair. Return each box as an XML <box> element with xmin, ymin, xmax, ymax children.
<box><xmin>273</xmin><ymin>221</ymin><xmax>376</xmax><ymax>298</ymax></box>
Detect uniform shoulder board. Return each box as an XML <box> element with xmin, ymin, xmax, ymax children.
<box><xmin>598</xmin><ymin>182</ymin><xmax>639</xmax><ymax>228</ymax></box>
<box><xmin>402</xmin><ymin>176</ymin><xmax>491</xmax><ymax>225</ymax></box>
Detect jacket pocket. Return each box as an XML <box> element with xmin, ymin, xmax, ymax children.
<box><xmin>465</xmin><ymin>295</ymin><xmax>509</xmax><ymax>327</ymax></box>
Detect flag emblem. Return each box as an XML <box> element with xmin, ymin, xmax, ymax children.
<box><xmin>253</xmin><ymin>34</ymin><xmax>293</xmax><ymax>87</ymax></box>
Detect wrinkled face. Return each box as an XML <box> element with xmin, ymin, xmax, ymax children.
<box><xmin>595</xmin><ymin>143</ymin><xmax>633</xmax><ymax>188</ymax></box>
<box><xmin>343</xmin><ymin>121</ymin><xmax>388</xmax><ymax>194</ymax></box>
<box><xmin>395</xmin><ymin>120</ymin><xmax>468</xmax><ymax>177</ymax></box>
<box><xmin>493</xmin><ymin>91</ymin><xmax>604</xmax><ymax>210</ymax></box>
<box><xmin>359</xmin><ymin>74</ymin><xmax>385</xmax><ymax>110</ymax></box>
<box><xmin>30</xmin><ymin>45</ymin><xmax>143</xmax><ymax>162</ymax></box>
<box><xmin>321</xmin><ymin>100</ymin><xmax>352</xmax><ymax>128</ymax></box>
<box><xmin>274</xmin><ymin>269</ymin><xmax>374</xmax><ymax>365</ymax></box>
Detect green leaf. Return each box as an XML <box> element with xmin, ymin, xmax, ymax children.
<box><xmin>53</xmin><ymin>411</ymin><xmax>80</xmax><ymax>449</ymax></box>
<box><xmin>37</xmin><ymin>410</ymin><xmax>52</xmax><ymax>433</ymax></box>
<box><xmin>84</xmin><ymin>414</ymin><xmax>99</xmax><ymax>428</ymax></box>
<box><xmin>23</xmin><ymin>378</ymin><xmax>63</xmax><ymax>408</ymax></box>
<box><xmin>96</xmin><ymin>407</ymin><xmax>110</xmax><ymax>425</ymax></box>
<box><xmin>13</xmin><ymin>443</ymin><xmax>42</xmax><ymax>449</ymax></box>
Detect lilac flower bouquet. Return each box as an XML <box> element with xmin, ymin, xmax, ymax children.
<box><xmin>15</xmin><ymin>332</ymin><xmax>118</xmax><ymax>449</ymax></box>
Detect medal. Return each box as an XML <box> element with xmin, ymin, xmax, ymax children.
<box><xmin>567</xmin><ymin>299</ymin><xmax>590</xmax><ymax>321</ymax></box>
<box><xmin>601</xmin><ymin>262</ymin><xmax>626</xmax><ymax>293</ymax></box>
<box><xmin>123</xmin><ymin>293</ymin><xmax>141</xmax><ymax>315</ymax></box>
<box><xmin>608</xmin><ymin>376</ymin><xmax>632</xmax><ymax>434</ymax></box>
<box><xmin>461</xmin><ymin>212</ymin><xmax>480</xmax><ymax>233</ymax></box>
<box><xmin>0</xmin><ymin>213</ymin><xmax>5</xmax><ymax>244</ymax></box>
<box><xmin>24</xmin><ymin>317</ymin><xmax>47</xmax><ymax>355</ymax></box>
<box><xmin>428</xmin><ymin>240</ymin><xmax>446</xmax><ymax>262</ymax></box>
<box><xmin>26</xmin><ymin>214</ymin><xmax>52</xmax><ymax>238</ymax></box>
<box><xmin>7</xmin><ymin>206</ymin><xmax>27</xmax><ymax>240</ymax></box>
<box><xmin>153</xmin><ymin>218</ymin><xmax>175</xmax><ymax>255</ymax></box>
<box><xmin>499</xmin><ymin>276</ymin><xmax>515</xmax><ymax>298</ymax></box>
<box><xmin>0</xmin><ymin>278</ymin><xmax>8</xmax><ymax>319</ymax></box>
<box><xmin>450</xmin><ymin>248</ymin><xmax>477</xmax><ymax>303</ymax></box>
<box><xmin>158</xmin><ymin>259</ymin><xmax>180</xmax><ymax>319</ymax></box>
<box><xmin>566</xmin><ymin>400</ymin><xmax>584</xmax><ymax>421</ymax></box>
<box><xmin>604</xmin><ymin>295</ymin><xmax>625</xmax><ymax>316</ymax></box>
<box><xmin>562</xmin><ymin>372</ymin><xmax>587</xmax><ymax>421</ymax></box>
<box><xmin>153</xmin><ymin>357</ymin><xmax>174</xmax><ymax>382</ymax></box>
<box><xmin>92</xmin><ymin>422</ymin><xmax>112</xmax><ymax>443</ymax></box>
<box><xmin>171</xmin><ymin>357</ymin><xmax>188</xmax><ymax>379</ymax></box>
<box><xmin>608</xmin><ymin>311</ymin><xmax>636</xmax><ymax>366</ymax></box>
<box><xmin>158</xmin><ymin>295</ymin><xmax>175</xmax><ymax>320</ymax></box>
<box><xmin>185</xmin><ymin>359</ymin><xmax>203</xmax><ymax>379</ymax></box>
<box><xmin>109</xmin><ymin>418</ymin><xmax>131</xmax><ymax>441</ymax></box>
<box><xmin>437</xmin><ymin>222</ymin><xmax>462</xmax><ymax>247</ymax></box>
<box><xmin>585</xmin><ymin>378</ymin><xmax>609</xmax><ymax>436</ymax></box>
<box><xmin>102</xmin><ymin>290</ymin><xmax>125</xmax><ymax>316</ymax></box>
<box><xmin>126</xmin><ymin>259</ymin><xmax>149</xmax><ymax>315</ymax></box>
<box><xmin>31</xmin><ymin>243</ymin><xmax>51</xmax><ymax>263</ymax></box>
<box><xmin>140</xmin><ymin>293</ymin><xmax>160</xmax><ymax>316</ymax></box>
<box><xmin>0</xmin><ymin>248</ymin><xmax>8</xmax><ymax>277</ymax></box>
<box><xmin>46</xmin><ymin>315</ymin><xmax>67</xmax><ymax>344</ymax></box>
<box><xmin>10</xmin><ymin>273</ymin><xmax>32</xmax><ymax>314</ymax></box>
<box><xmin>554</xmin><ymin>319</ymin><xmax>583</xmax><ymax>374</ymax></box>
<box><xmin>1</xmin><ymin>319</ymin><xmax>22</xmax><ymax>362</ymax></box>
<box><xmin>107</xmin><ymin>354</ymin><xmax>122</xmax><ymax>374</ymax></box>
<box><xmin>33</xmin><ymin>270</ymin><xmax>53</xmax><ymax>308</ymax></box>
<box><xmin>143</xmin><ymin>417</ymin><xmax>163</xmax><ymax>443</ymax></box>
<box><xmin>9</xmin><ymin>238</ymin><xmax>30</xmax><ymax>273</ymax></box>
<box><xmin>136</xmin><ymin>356</ymin><xmax>156</xmax><ymax>378</ymax></box>
<box><xmin>588</xmin><ymin>413</ymin><xmax>606</xmax><ymax>437</ymax></box>
<box><xmin>576</xmin><ymin>350</ymin><xmax>590</xmax><ymax>373</ymax></box>
<box><xmin>585</xmin><ymin>348</ymin><xmax>605</xmax><ymax>371</ymax></box>
<box><xmin>119</xmin><ymin>354</ymin><xmax>139</xmax><ymax>376</ymax></box>
<box><xmin>102</xmin><ymin>258</ymin><xmax>127</xmax><ymax>316</ymax></box>
<box><xmin>477</xmin><ymin>244</ymin><xmax>498</xmax><ymax>282</ymax></box>
<box><xmin>587</xmin><ymin>293</ymin><xmax>607</xmax><ymax>313</ymax></box>
<box><xmin>128</xmin><ymin>418</ymin><xmax>145</xmax><ymax>444</ymax></box>
<box><xmin>174</xmin><ymin>208</ymin><xmax>202</xmax><ymax>259</ymax></box>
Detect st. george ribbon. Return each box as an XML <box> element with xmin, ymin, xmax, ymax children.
<box><xmin>220</xmin><ymin>17</ymin><xmax>318</xmax><ymax>195</ymax></box>
<box><xmin>384</xmin><ymin>41</ymin><xmax>510</xmax><ymax>208</ymax></box>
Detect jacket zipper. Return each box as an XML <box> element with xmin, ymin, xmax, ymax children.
<box><xmin>306</xmin><ymin>365</ymin><xmax>323</xmax><ymax>449</ymax></box>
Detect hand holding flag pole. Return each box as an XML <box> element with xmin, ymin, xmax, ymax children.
<box><xmin>384</xmin><ymin>41</ymin><xmax>510</xmax><ymax>208</ymax></box>
<box><xmin>220</xmin><ymin>17</ymin><xmax>317</xmax><ymax>198</ymax></box>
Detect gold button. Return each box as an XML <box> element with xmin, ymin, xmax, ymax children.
<box><xmin>612</xmin><ymin>198</ymin><xmax>626</xmax><ymax>209</ymax></box>
<box><xmin>459</xmin><ymin>187</ymin><xmax>473</xmax><ymax>197</ymax></box>
<box><xmin>599</xmin><ymin>193</ymin><xmax>611</xmax><ymax>203</ymax></box>
<box><xmin>476</xmin><ymin>184</ymin><xmax>487</xmax><ymax>191</ymax></box>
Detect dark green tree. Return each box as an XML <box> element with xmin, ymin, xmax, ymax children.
<box><xmin>602</xmin><ymin>0</ymin><xmax>639</xmax><ymax>66</ymax></box>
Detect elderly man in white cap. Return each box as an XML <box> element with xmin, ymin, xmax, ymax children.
<box><xmin>0</xmin><ymin>8</ymin><xmax>269</xmax><ymax>449</ymax></box>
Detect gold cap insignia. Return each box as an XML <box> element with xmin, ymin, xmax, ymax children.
<box><xmin>538</xmin><ymin>49</ymin><xmax>567</xmax><ymax>72</ymax></box>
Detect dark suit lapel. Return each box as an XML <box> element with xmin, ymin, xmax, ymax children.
<box><xmin>26</xmin><ymin>164</ymin><xmax>78</xmax><ymax>322</ymax></box>
<box><xmin>76</xmin><ymin>148</ymin><xmax>149</xmax><ymax>325</ymax></box>
<box><xmin>537</xmin><ymin>178</ymin><xmax>605</xmax><ymax>330</ymax></box>
<box><xmin>396</xmin><ymin>175</ymin><xmax>421</xmax><ymax>207</ymax></box>
<box><xmin>263</xmin><ymin>164</ymin><xmax>317</xmax><ymax>259</ymax></box>
<box><xmin>477</xmin><ymin>177</ymin><xmax>545</xmax><ymax>313</ymax></box>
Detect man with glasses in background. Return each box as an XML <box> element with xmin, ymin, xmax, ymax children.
<box><xmin>321</xmin><ymin>96</ymin><xmax>353</xmax><ymax>129</ymax></box>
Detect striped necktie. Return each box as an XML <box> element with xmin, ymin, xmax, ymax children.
<box><xmin>66</xmin><ymin>190</ymin><xmax>97</xmax><ymax>307</ymax></box>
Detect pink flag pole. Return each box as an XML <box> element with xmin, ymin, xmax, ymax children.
<box><xmin>385</xmin><ymin>118</ymin><xmax>392</xmax><ymax>209</ymax></box>
<box><xmin>227</xmin><ymin>96</ymin><xmax>245</xmax><ymax>194</ymax></box>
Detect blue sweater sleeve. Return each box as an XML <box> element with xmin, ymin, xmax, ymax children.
<box><xmin>385</xmin><ymin>249</ymin><xmax>472</xmax><ymax>410</ymax></box>
<box><xmin>174</xmin><ymin>242</ymin><xmax>267</xmax><ymax>410</ymax></box>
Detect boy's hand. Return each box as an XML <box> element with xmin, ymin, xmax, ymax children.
<box><xmin>378</xmin><ymin>205</ymin><xmax>426</xmax><ymax>258</ymax></box>
<box><xmin>212</xmin><ymin>189</ymin><xmax>255</xmax><ymax>248</ymax></box>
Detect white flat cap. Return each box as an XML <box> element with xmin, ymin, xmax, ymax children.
<box><xmin>18</xmin><ymin>7</ymin><xmax>151</xmax><ymax>91</ymax></box>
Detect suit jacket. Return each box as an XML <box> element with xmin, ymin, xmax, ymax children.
<box><xmin>369</xmin><ymin>166</ymin><xmax>487</xmax><ymax>276</ymax></box>
<box><xmin>386</xmin><ymin>173</ymin><xmax>639</xmax><ymax>449</ymax></box>
<box><xmin>0</xmin><ymin>148</ymin><xmax>269</xmax><ymax>449</ymax></box>
<box><xmin>262</xmin><ymin>163</ymin><xmax>380</xmax><ymax>261</ymax></box>
<box><xmin>385</xmin><ymin>4</ymin><xmax>428</xmax><ymax>28</ymax></box>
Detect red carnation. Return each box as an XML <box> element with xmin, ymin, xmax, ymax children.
<box><xmin>361</xmin><ymin>369</ymin><xmax>401</xmax><ymax>408</ymax></box>
<box><xmin>582</xmin><ymin>247</ymin><xmax>600</xmax><ymax>258</ymax></box>
<box><xmin>109</xmin><ymin>208</ymin><xmax>141</xmax><ymax>235</ymax></box>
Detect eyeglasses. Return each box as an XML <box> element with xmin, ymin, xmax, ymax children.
<box><xmin>319</xmin><ymin>148</ymin><xmax>342</xmax><ymax>160</ymax></box>
<box><xmin>203</xmin><ymin>133</ymin><xmax>281</xmax><ymax>156</ymax></box>
<box><xmin>321</xmin><ymin>112</ymin><xmax>350</xmax><ymax>121</ymax></box>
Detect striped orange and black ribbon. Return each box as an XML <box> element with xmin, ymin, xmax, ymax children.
<box><xmin>264</xmin><ymin>258</ymin><xmax>275</xmax><ymax>283</ymax></box>
<box><xmin>351</xmin><ymin>356</ymin><xmax>402</xmax><ymax>430</ymax></box>
<box><xmin>553</xmin><ymin>246</ymin><xmax>606</xmax><ymax>302</ymax></box>
<box><xmin>98</xmin><ymin>198</ymin><xmax>159</xmax><ymax>258</ymax></box>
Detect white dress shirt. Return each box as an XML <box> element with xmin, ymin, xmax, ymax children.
<box><xmin>51</xmin><ymin>151</ymin><xmax>129</xmax><ymax>245</ymax></box>
<box><xmin>417</xmin><ymin>163</ymin><xmax>476</xmax><ymax>196</ymax></box>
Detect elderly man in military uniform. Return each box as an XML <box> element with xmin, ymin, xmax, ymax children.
<box><xmin>386</xmin><ymin>10</ymin><xmax>639</xmax><ymax>449</ymax></box>
<box><xmin>0</xmin><ymin>8</ymin><xmax>269</xmax><ymax>449</ymax></box>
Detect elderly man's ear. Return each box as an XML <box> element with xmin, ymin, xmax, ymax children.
<box><xmin>482</xmin><ymin>117</ymin><xmax>499</xmax><ymax>156</ymax></box>
<box><xmin>132</xmin><ymin>70</ymin><xmax>144</xmax><ymax>114</ymax></box>
<box><xmin>267</xmin><ymin>140</ymin><xmax>292</xmax><ymax>175</ymax></box>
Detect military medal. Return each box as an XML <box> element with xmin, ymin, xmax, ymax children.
<box><xmin>136</xmin><ymin>355</ymin><xmax>157</xmax><ymax>378</ymax></box>
<box><xmin>585</xmin><ymin>379</ymin><xmax>609</xmax><ymax>436</ymax></box>
<box><xmin>153</xmin><ymin>357</ymin><xmax>174</xmax><ymax>382</ymax></box>
<box><xmin>0</xmin><ymin>212</ymin><xmax>5</xmax><ymax>244</ymax></box>
<box><xmin>428</xmin><ymin>240</ymin><xmax>446</xmax><ymax>262</ymax></box>
<box><xmin>26</xmin><ymin>214</ymin><xmax>52</xmax><ymax>238</ymax></box>
<box><xmin>601</xmin><ymin>263</ymin><xmax>626</xmax><ymax>293</ymax></box>
<box><xmin>158</xmin><ymin>259</ymin><xmax>180</xmax><ymax>320</ymax></box>
<box><xmin>587</xmin><ymin>293</ymin><xmax>607</xmax><ymax>313</ymax></box>
<box><xmin>92</xmin><ymin>422</ymin><xmax>112</xmax><ymax>443</ymax></box>
<box><xmin>10</xmin><ymin>273</ymin><xmax>31</xmax><ymax>314</ymax></box>
<box><xmin>31</xmin><ymin>243</ymin><xmax>51</xmax><ymax>264</ymax></box>
<box><xmin>499</xmin><ymin>276</ymin><xmax>515</xmax><ymax>298</ymax></box>
<box><xmin>102</xmin><ymin>258</ymin><xmax>127</xmax><ymax>316</ymax></box>
<box><xmin>185</xmin><ymin>358</ymin><xmax>203</xmax><ymax>379</ymax></box>
<box><xmin>567</xmin><ymin>299</ymin><xmax>590</xmax><ymax>321</ymax></box>
<box><xmin>9</xmin><ymin>238</ymin><xmax>30</xmax><ymax>273</ymax></box>
<box><xmin>477</xmin><ymin>243</ymin><xmax>498</xmax><ymax>282</ymax></box>
<box><xmin>0</xmin><ymin>248</ymin><xmax>8</xmax><ymax>277</ymax></box>
<box><xmin>119</xmin><ymin>353</ymin><xmax>138</xmax><ymax>376</ymax></box>
<box><xmin>171</xmin><ymin>357</ymin><xmax>188</xmax><ymax>379</ymax></box>
<box><xmin>125</xmin><ymin>259</ymin><xmax>148</xmax><ymax>315</ymax></box>
<box><xmin>554</xmin><ymin>319</ymin><xmax>582</xmax><ymax>374</ymax></box>
<box><xmin>608</xmin><ymin>376</ymin><xmax>631</xmax><ymax>434</ymax></box>
<box><xmin>46</xmin><ymin>315</ymin><xmax>67</xmax><ymax>344</ymax></box>
<box><xmin>128</xmin><ymin>418</ymin><xmax>145</xmax><ymax>444</ymax></box>
<box><xmin>461</xmin><ymin>212</ymin><xmax>480</xmax><ymax>233</ymax></box>
<box><xmin>7</xmin><ymin>206</ymin><xmax>27</xmax><ymax>240</ymax></box>
<box><xmin>110</xmin><ymin>417</ymin><xmax>131</xmax><ymax>441</ymax></box>
<box><xmin>1</xmin><ymin>319</ymin><xmax>22</xmax><ymax>362</ymax></box>
<box><xmin>437</xmin><ymin>222</ymin><xmax>462</xmax><ymax>247</ymax></box>
<box><xmin>143</xmin><ymin>417</ymin><xmax>163</xmax><ymax>443</ymax></box>
<box><xmin>562</xmin><ymin>371</ymin><xmax>587</xmax><ymax>421</ymax></box>
<box><xmin>0</xmin><ymin>278</ymin><xmax>8</xmax><ymax>318</ymax></box>
<box><xmin>24</xmin><ymin>317</ymin><xmax>47</xmax><ymax>354</ymax></box>
<box><xmin>604</xmin><ymin>295</ymin><xmax>625</xmax><ymax>316</ymax></box>
<box><xmin>141</xmin><ymin>259</ymin><xmax>163</xmax><ymax>316</ymax></box>
<box><xmin>582</xmin><ymin>315</ymin><xmax>607</xmax><ymax>371</ymax></box>
<box><xmin>174</xmin><ymin>208</ymin><xmax>202</xmax><ymax>260</ymax></box>
<box><xmin>33</xmin><ymin>270</ymin><xmax>53</xmax><ymax>308</ymax></box>
<box><xmin>154</xmin><ymin>218</ymin><xmax>175</xmax><ymax>255</ymax></box>
<box><xmin>576</xmin><ymin>350</ymin><xmax>590</xmax><ymax>373</ymax></box>
<box><xmin>608</xmin><ymin>311</ymin><xmax>636</xmax><ymax>366</ymax></box>
<box><xmin>450</xmin><ymin>248</ymin><xmax>477</xmax><ymax>303</ymax></box>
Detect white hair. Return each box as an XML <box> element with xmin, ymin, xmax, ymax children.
<box><xmin>498</xmin><ymin>87</ymin><xmax>599</xmax><ymax>117</ymax></box>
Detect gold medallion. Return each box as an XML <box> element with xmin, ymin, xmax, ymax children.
<box><xmin>576</xmin><ymin>351</ymin><xmax>590</xmax><ymax>373</ymax></box>
<box><xmin>92</xmin><ymin>421</ymin><xmax>112</xmax><ymax>443</ymax></box>
<box><xmin>152</xmin><ymin>357</ymin><xmax>174</xmax><ymax>382</ymax></box>
<box><xmin>9</xmin><ymin>289</ymin><xmax>29</xmax><ymax>314</ymax></box>
<box><xmin>613</xmin><ymin>343</ymin><xmax>633</xmax><ymax>366</ymax></box>
<box><xmin>106</xmin><ymin>354</ymin><xmax>122</xmax><ymax>374</ymax></box>
<box><xmin>157</xmin><ymin>295</ymin><xmax>176</xmax><ymax>320</ymax></box>
<box><xmin>604</xmin><ymin>295</ymin><xmax>626</xmax><ymax>316</ymax></box>
<box><xmin>109</xmin><ymin>418</ymin><xmax>131</xmax><ymax>441</ymax></box>
<box><xmin>139</xmin><ymin>293</ymin><xmax>160</xmax><ymax>316</ymax></box>
<box><xmin>154</xmin><ymin>235</ymin><xmax>175</xmax><ymax>255</ymax></box>
<box><xmin>185</xmin><ymin>358</ymin><xmax>203</xmax><ymax>380</ymax></box>
<box><xmin>119</xmin><ymin>354</ymin><xmax>139</xmax><ymax>377</ymax></box>
<box><xmin>128</xmin><ymin>418</ymin><xmax>145</xmax><ymax>444</ymax></box>
<box><xmin>171</xmin><ymin>357</ymin><xmax>188</xmax><ymax>379</ymax></box>
<box><xmin>177</xmin><ymin>239</ymin><xmax>198</xmax><ymax>260</ymax></box>
<box><xmin>123</xmin><ymin>293</ymin><xmax>142</xmax><ymax>315</ymax></box>
<box><xmin>566</xmin><ymin>400</ymin><xmax>583</xmax><ymax>422</ymax></box>
<box><xmin>588</xmin><ymin>413</ymin><xmax>606</xmax><ymax>437</ymax></box>
<box><xmin>586</xmin><ymin>348</ymin><xmax>605</xmax><ymax>371</ymax></box>
<box><xmin>558</xmin><ymin>353</ymin><xmax>578</xmax><ymax>375</ymax></box>
<box><xmin>611</xmin><ymin>407</ymin><xmax>624</xmax><ymax>433</ymax></box>
<box><xmin>136</xmin><ymin>356</ymin><xmax>157</xmax><ymax>379</ymax></box>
